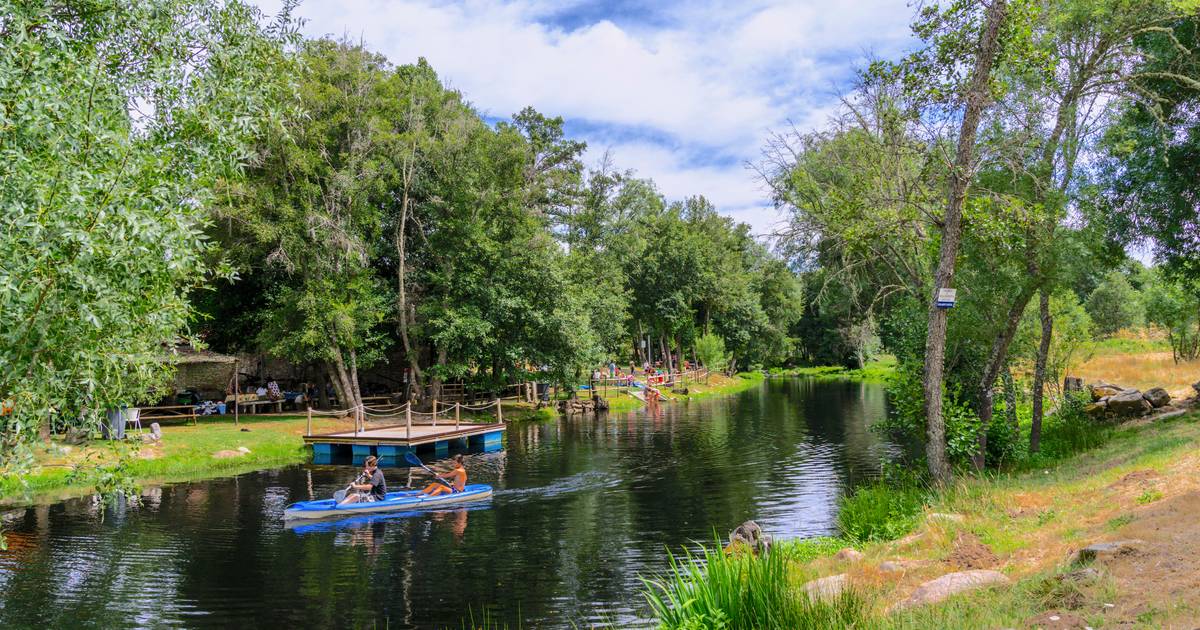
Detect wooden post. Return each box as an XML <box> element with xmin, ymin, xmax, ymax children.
<box><xmin>406</xmin><ymin>403</ymin><xmax>412</xmax><ymax>440</ymax></box>
<box><xmin>495</xmin><ymin>397</ymin><xmax>503</xmax><ymax>424</ymax></box>
<box><xmin>455</xmin><ymin>402</ymin><xmax>460</xmax><ymax>428</ymax></box>
<box><xmin>354</xmin><ymin>405</ymin><xmax>359</xmax><ymax>437</ymax></box>
<box><xmin>233</xmin><ymin>361</ymin><xmax>239</xmax><ymax>426</ymax></box>
<box><xmin>306</xmin><ymin>406</ymin><xmax>312</xmax><ymax>437</ymax></box>
<box><xmin>432</xmin><ymin>399</ymin><xmax>438</xmax><ymax>427</ymax></box>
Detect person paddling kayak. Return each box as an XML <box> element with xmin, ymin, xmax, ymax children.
<box><xmin>339</xmin><ymin>456</ymin><xmax>386</xmax><ymax>505</ymax></box>
<box><xmin>421</xmin><ymin>454</ymin><xmax>466</xmax><ymax>496</ymax></box>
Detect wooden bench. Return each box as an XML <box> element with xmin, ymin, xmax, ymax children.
<box><xmin>137</xmin><ymin>405</ymin><xmax>197</xmax><ymax>426</ymax></box>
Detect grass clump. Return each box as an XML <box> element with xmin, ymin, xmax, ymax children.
<box><xmin>642</xmin><ymin>543</ymin><xmax>867</xmax><ymax>629</ymax></box>
<box><xmin>1137</xmin><ymin>489</ymin><xmax>1163</xmax><ymax>504</ymax></box>
<box><xmin>836</xmin><ymin>481</ymin><xmax>925</xmax><ymax>543</ymax></box>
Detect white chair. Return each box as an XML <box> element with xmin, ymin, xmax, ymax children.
<box><xmin>125</xmin><ymin>407</ymin><xmax>142</xmax><ymax>434</ymax></box>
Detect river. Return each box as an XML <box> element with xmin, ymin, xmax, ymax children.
<box><xmin>0</xmin><ymin>377</ymin><xmax>899</xmax><ymax>629</ymax></box>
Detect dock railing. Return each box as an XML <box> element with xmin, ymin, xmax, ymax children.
<box><xmin>304</xmin><ymin>398</ymin><xmax>505</xmax><ymax>438</ymax></box>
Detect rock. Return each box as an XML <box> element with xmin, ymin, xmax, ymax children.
<box><xmin>1105</xmin><ymin>390</ymin><xmax>1152</xmax><ymax>417</ymax></box>
<box><xmin>1084</xmin><ymin>401</ymin><xmax>1108</xmax><ymax>417</ymax></box>
<box><xmin>1193</xmin><ymin>380</ymin><xmax>1200</xmax><ymax>395</ymax></box>
<box><xmin>1153</xmin><ymin>409</ymin><xmax>1188</xmax><ymax>422</ymax></box>
<box><xmin>803</xmin><ymin>574</ymin><xmax>847</xmax><ymax>601</ymax></box>
<box><xmin>895</xmin><ymin>570</ymin><xmax>1010</xmax><ymax>609</ymax></box>
<box><xmin>835</xmin><ymin>547</ymin><xmax>864</xmax><ymax>562</ymax></box>
<box><xmin>1069</xmin><ymin>540</ymin><xmax>1143</xmax><ymax>564</ymax></box>
<box><xmin>726</xmin><ymin>520</ymin><xmax>771</xmax><ymax>555</ymax></box>
<box><xmin>1062</xmin><ymin>376</ymin><xmax>1084</xmax><ymax>393</ymax></box>
<box><xmin>212</xmin><ymin>449</ymin><xmax>246</xmax><ymax>459</ymax></box>
<box><xmin>236</xmin><ymin>446</ymin><xmax>251</xmax><ymax>454</ymax></box>
<box><xmin>1089</xmin><ymin>383</ymin><xmax>1124</xmax><ymax>401</ymax></box>
<box><xmin>1057</xmin><ymin>566</ymin><xmax>1102</xmax><ymax>583</ymax></box>
<box><xmin>64</xmin><ymin>427</ymin><xmax>90</xmax><ymax>446</ymax></box>
<box><xmin>1142</xmin><ymin>387</ymin><xmax>1171</xmax><ymax>408</ymax></box>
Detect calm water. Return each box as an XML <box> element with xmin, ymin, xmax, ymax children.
<box><xmin>0</xmin><ymin>378</ymin><xmax>898</xmax><ymax>629</ymax></box>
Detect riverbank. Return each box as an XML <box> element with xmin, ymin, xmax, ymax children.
<box><xmin>1</xmin><ymin>404</ymin><xmax>525</xmax><ymax>507</ymax></box>
<box><xmin>646</xmin><ymin>405</ymin><xmax>1200</xmax><ymax>628</ymax></box>
<box><xmin>1</xmin><ymin>374</ymin><xmax>765</xmax><ymax>506</ymax></box>
<box><xmin>773</xmin><ymin>357</ymin><xmax>897</xmax><ymax>382</ymax></box>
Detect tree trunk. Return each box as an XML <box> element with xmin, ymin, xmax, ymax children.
<box><xmin>318</xmin><ymin>369</ymin><xmax>332</xmax><ymax>410</ymax></box>
<box><xmin>349</xmin><ymin>347</ymin><xmax>363</xmax><ymax>411</ymax></box>
<box><xmin>974</xmin><ymin>277</ymin><xmax>1037</xmax><ymax>469</ymax></box>
<box><xmin>1030</xmin><ymin>288</ymin><xmax>1053</xmax><ymax>453</ymax></box>
<box><xmin>921</xmin><ymin>0</ymin><xmax>1008</xmax><ymax>485</ymax></box>
<box><xmin>1002</xmin><ymin>364</ymin><xmax>1018</xmax><ymax>432</ymax></box>
<box><xmin>394</xmin><ymin>177</ymin><xmax>425</xmax><ymax>404</ymax></box>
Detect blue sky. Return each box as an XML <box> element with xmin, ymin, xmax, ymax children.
<box><xmin>254</xmin><ymin>0</ymin><xmax>918</xmax><ymax>236</ymax></box>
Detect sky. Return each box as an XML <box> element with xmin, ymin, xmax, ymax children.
<box><xmin>252</xmin><ymin>0</ymin><xmax>918</xmax><ymax>237</ymax></box>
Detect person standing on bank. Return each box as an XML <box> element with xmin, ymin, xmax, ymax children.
<box><xmin>339</xmin><ymin>456</ymin><xmax>386</xmax><ymax>505</ymax></box>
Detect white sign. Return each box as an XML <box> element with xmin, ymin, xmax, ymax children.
<box><xmin>936</xmin><ymin>287</ymin><xmax>957</xmax><ymax>308</ymax></box>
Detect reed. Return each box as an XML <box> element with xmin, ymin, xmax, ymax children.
<box><xmin>642</xmin><ymin>542</ymin><xmax>866</xmax><ymax>629</ymax></box>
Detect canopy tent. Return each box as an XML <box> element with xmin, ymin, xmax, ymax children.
<box><xmin>166</xmin><ymin>344</ymin><xmax>241</xmax><ymax>424</ymax></box>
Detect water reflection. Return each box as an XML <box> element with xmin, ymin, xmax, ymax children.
<box><xmin>0</xmin><ymin>377</ymin><xmax>896</xmax><ymax>629</ymax></box>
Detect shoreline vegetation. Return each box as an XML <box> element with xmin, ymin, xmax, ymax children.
<box><xmin>1</xmin><ymin>372</ymin><xmax>768</xmax><ymax>507</ymax></box>
<box><xmin>643</xmin><ymin>404</ymin><xmax>1200</xmax><ymax>628</ymax></box>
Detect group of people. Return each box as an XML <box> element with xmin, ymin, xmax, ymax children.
<box><xmin>337</xmin><ymin>453</ymin><xmax>469</xmax><ymax>506</ymax></box>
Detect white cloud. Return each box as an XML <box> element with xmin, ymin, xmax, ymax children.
<box><xmin>255</xmin><ymin>0</ymin><xmax>916</xmax><ymax>237</ymax></box>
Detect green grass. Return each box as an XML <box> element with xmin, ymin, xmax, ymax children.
<box><xmin>1087</xmin><ymin>335</ymin><xmax>1170</xmax><ymax>356</ymax></box>
<box><xmin>0</xmin><ymin>414</ymin><xmax>316</xmax><ymax>505</ymax></box>
<box><xmin>776</xmin><ymin>356</ymin><xmax>897</xmax><ymax>382</ymax></box>
<box><xmin>836</xmin><ymin>482</ymin><xmax>926</xmax><ymax>543</ymax></box>
<box><xmin>642</xmin><ymin>542</ymin><xmax>867</xmax><ymax>630</ymax></box>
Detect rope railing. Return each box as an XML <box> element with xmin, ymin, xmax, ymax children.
<box><xmin>306</xmin><ymin>398</ymin><xmax>505</xmax><ymax>438</ymax></box>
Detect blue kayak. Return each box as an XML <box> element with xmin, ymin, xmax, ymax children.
<box><xmin>283</xmin><ymin>484</ymin><xmax>493</xmax><ymax>520</ymax></box>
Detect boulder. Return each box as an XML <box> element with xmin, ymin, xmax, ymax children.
<box><xmin>895</xmin><ymin>570</ymin><xmax>1010</xmax><ymax>609</ymax></box>
<box><xmin>1062</xmin><ymin>376</ymin><xmax>1084</xmax><ymax>393</ymax></box>
<box><xmin>803</xmin><ymin>574</ymin><xmax>847</xmax><ymax>601</ymax></box>
<box><xmin>1089</xmin><ymin>382</ymin><xmax>1124</xmax><ymax>401</ymax></box>
<box><xmin>1106</xmin><ymin>390</ymin><xmax>1152</xmax><ymax>417</ymax></box>
<box><xmin>1142</xmin><ymin>387</ymin><xmax>1171</xmax><ymax>408</ymax></box>
<box><xmin>1084</xmin><ymin>401</ymin><xmax>1108</xmax><ymax>417</ymax></box>
<box><xmin>835</xmin><ymin>547</ymin><xmax>864</xmax><ymax>562</ymax></box>
<box><xmin>1193</xmin><ymin>380</ymin><xmax>1200</xmax><ymax>395</ymax></box>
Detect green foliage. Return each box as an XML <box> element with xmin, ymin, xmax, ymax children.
<box><xmin>642</xmin><ymin>543</ymin><xmax>867</xmax><ymax>629</ymax></box>
<box><xmin>1142</xmin><ymin>272</ymin><xmax>1200</xmax><ymax>362</ymax></box>
<box><xmin>1033</xmin><ymin>392</ymin><xmax>1114</xmax><ymax>462</ymax></box>
<box><xmin>1086</xmin><ymin>271</ymin><xmax>1143</xmax><ymax>336</ymax></box>
<box><xmin>836</xmin><ymin>482</ymin><xmax>926</xmax><ymax>543</ymax></box>
<box><xmin>695</xmin><ymin>334</ymin><xmax>730</xmax><ymax>373</ymax></box>
<box><xmin>0</xmin><ymin>0</ymin><xmax>296</xmax><ymax>468</ymax></box>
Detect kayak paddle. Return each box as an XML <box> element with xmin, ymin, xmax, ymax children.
<box><xmin>404</xmin><ymin>451</ymin><xmax>455</xmax><ymax>489</ymax></box>
<box><xmin>333</xmin><ymin>471</ymin><xmax>367</xmax><ymax>502</ymax></box>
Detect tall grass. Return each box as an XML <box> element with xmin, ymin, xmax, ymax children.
<box><xmin>836</xmin><ymin>482</ymin><xmax>925</xmax><ymax>543</ymax></box>
<box><xmin>642</xmin><ymin>543</ymin><xmax>866</xmax><ymax>629</ymax></box>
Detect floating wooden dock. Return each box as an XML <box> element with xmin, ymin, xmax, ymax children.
<box><xmin>304</xmin><ymin>422</ymin><xmax>505</xmax><ymax>460</ymax></box>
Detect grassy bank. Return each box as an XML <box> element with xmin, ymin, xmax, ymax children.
<box><xmin>774</xmin><ymin>356</ymin><xmax>897</xmax><ymax>382</ymax></box>
<box><xmin>645</xmin><ymin>407</ymin><xmax>1200</xmax><ymax>628</ymax></box>
<box><xmin>2</xmin><ymin>406</ymin><xmax>511</xmax><ymax>506</ymax></box>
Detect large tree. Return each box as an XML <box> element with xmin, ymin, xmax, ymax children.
<box><xmin>0</xmin><ymin>0</ymin><xmax>295</xmax><ymax>466</ymax></box>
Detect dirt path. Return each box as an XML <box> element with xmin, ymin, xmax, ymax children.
<box><xmin>1100</xmin><ymin>489</ymin><xmax>1200</xmax><ymax>626</ymax></box>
